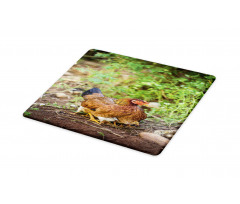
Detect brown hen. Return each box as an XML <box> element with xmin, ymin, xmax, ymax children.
<box><xmin>77</xmin><ymin>88</ymin><xmax>149</xmax><ymax>126</ymax></box>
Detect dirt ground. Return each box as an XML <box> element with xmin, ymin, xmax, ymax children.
<box><xmin>24</xmin><ymin>105</ymin><xmax>180</xmax><ymax>155</ymax></box>
<box><xmin>23</xmin><ymin>59</ymin><xmax>181</xmax><ymax>155</ymax></box>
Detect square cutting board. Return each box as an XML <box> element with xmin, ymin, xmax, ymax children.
<box><xmin>23</xmin><ymin>49</ymin><xmax>215</xmax><ymax>155</ymax></box>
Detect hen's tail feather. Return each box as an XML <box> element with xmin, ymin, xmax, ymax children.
<box><xmin>81</xmin><ymin>88</ymin><xmax>102</xmax><ymax>97</ymax></box>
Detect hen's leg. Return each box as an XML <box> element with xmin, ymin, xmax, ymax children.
<box><xmin>82</xmin><ymin>108</ymin><xmax>100</xmax><ymax>124</ymax></box>
<box><xmin>126</xmin><ymin>121</ymin><xmax>139</xmax><ymax>128</ymax></box>
<box><xmin>99</xmin><ymin>121</ymin><xmax>112</xmax><ymax>126</ymax></box>
<box><xmin>88</xmin><ymin>113</ymin><xmax>100</xmax><ymax>124</ymax></box>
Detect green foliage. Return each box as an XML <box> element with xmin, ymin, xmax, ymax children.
<box><xmin>30</xmin><ymin>107</ymin><xmax>39</xmax><ymax>111</ymax></box>
<box><xmin>52</xmin><ymin>82</ymin><xmax>71</xmax><ymax>90</ymax></box>
<box><xmin>70</xmin><ymin>96</ymin><xmax>83</xmax><ymax>103</ymax></box>
<box><xmin>98</xmin><ymin>131</ymin><xmax>105</xmax><ymax>137</ymax></box>
<box><xmin>77</xmin><ymin>51</ymin><xmax>215</xmax><ymax>125</ymax></box>
<box><xmin>23</xmin><ymin>111</ymin><xmax>31</xmax><ymax>117</ymax></box>
<box><xmin>52</xmin><ymin>102</ymin><xmax>60</xmax><ymax>108</ymax></box>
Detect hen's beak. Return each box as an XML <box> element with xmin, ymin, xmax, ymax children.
<box><xmin>144</xmin><ymin>102</ymin><xmax>160</xmax><ymax>108</ymax></box>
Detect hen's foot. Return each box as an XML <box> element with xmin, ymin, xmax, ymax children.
<box><xmin>110</xmin><ymin>121</ymin><xmax>123</xmax><ymax>128</ymax></box>
<box><xmin>100</xmin><ymin>121</ymin><xmax>118</xmax><ymax>127</ymax></box>
<box><xmin>99</xmin><ymin>121</ymin><xmax>111</xmax><ymax>125</ymax></box>
<box><xmin>126</xmin><ymin>122</ymin><xmax>139</xmax><ymax>128</ymax></box>
<box><xmin>113</xmin><ymin>121</ymin><xmax>118</xmax><ymax>128</ymax></box>
<box><xmin>88</xmin><ymin>113</ymin><xmax>100</xmax><ymax>124</ymax></box>
<box><xmin>117</xmin><ymin>123</ymin><xmax>124</xmax><ymax>128</ymax></box>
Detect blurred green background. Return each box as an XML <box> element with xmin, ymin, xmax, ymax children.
<box><xmin>76</xmin><ymin>49</ymin><xmax>215</xmax><ymax>125</ymax></box>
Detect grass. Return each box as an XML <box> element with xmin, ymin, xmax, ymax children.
<box><xmin>38</xmin><ymin>50</ymin><xmax>215</xmax><ymax>127</ymax></box>
<box><xmin>30</xmin><ymin>107</ymin><xmax>39</xmax><ymax>111</ymax></box>
<box><xmin>23</xmin><ymin>111</ymin><xmax>31</xmax><ymax>117</ymax></box>
<box><xmin>76</xmin><ymin>50</ymin><xmax>215</xmax><ymax>125</ymax></box>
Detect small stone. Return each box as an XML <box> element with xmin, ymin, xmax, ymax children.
<box><xmin>165</xmin><ymin>134</ymin><xmax>174</xmax><ymax>139</ymax></box>
<box><xmin>69</xmin><ymin>88</ymin><xmax>84</xmax><ymax>95</ymax></box>
<box><xmin>55</xmin><ymin>93</ymin><xmax>69</xmax><ymax>98</ymax></box>
<box><xmin>154</xmin><ymin>130</ymin><xmax>164</xmax><ymax>136</ymax></box>
<box><xmin>154</xmin><ymin>130</ymin><xmax>176</xmax><ymax>139</ymax></box>
<box><xmin>39</xmin><ymin>103</ymin><xmax>45</xmax><ymax>106</ymax></box>
<box><xmin>139</xmin><ymin>132</ymin><xmax>169</xmax><ymax>147</ymax></box>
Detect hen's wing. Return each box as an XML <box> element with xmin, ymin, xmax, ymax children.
<box><xmin>117</xmin><ymin>106</ymin><xmax>147</xmax><ymax>124</ymax></box>
<box><xmin>81</xmin><ymin>97</ymin><xmax>115</xmax><ymax>109</ymax></box>
<box><xmin>86</xmin><ymin>104</ymin><xmax>144</xmax><ymax>118</ymax></box>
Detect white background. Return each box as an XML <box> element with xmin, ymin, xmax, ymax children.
<box><xmin>0</xmin><ymin>1</ymin><xmax>240</xmax><ymax>204</ymax></box>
